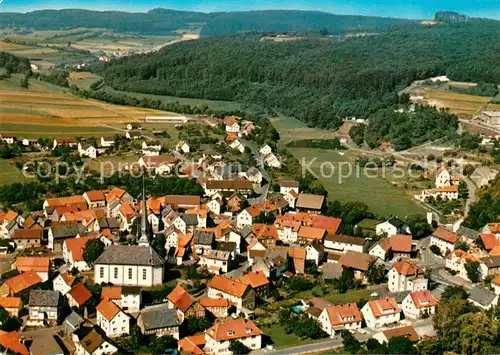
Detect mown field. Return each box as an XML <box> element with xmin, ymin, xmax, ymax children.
<box><xmin>0</xmin><ymin>160</ymin><xmax>31</xmax><ymax>186</ymax></box>
<box><xmin>271</xmin><ymin>116</ymin><xmax>425</xmax><ymax>217</ymax></box>
<box><xmin>0</xmin><ymin>75</ymin><xmax>184</xmax><ymax>137</ymax></box>
<box><xmin>411</xmin><ymin>88</ymin><xmax>490</xmax><ymax>117</ymax></box>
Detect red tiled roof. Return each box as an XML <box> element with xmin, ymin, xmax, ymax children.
<box><xmin>481</xmin><ymin>233</ymin><xmax>498</xmax><ymax>250</ymax></box>
<box><xmin>207</xmin><ymin>275</ymin><xmax>249</xmax><ymax>298</ymax></box>
<box><xmin>409</xmin><ymin>290</ymin><xmax>438</xmax><ymax>309</ymax></box>
<box><xmin>325</xmin><ymin>303</ymin><xmax>361</xmax><ymax>327</ymax></box>
<box><xmin>393</xmin><ymin>261</ymin><xmax>423</xmax><ymax>276</ymax></box>
<box><xmin>382</xmin><ymin>326</ymin><xmax>419</xmax><ymax>342</ymax></box>
<box><xmin>0</xmin><ymin>297</ymin><xmax>21</xmax><ymax>309</ymax></box>
<box><xmin>338</xmin><ymin>251</ymin><xmax>376</xmax><ymax>272</ymax></box>
<box><xmin>14</xmin><ymin>257</ymin><xmax>50</xmax><ymax>273</ymax></box>
<box><xmin>390</xmin><ymin>234</ymin><xmax>412</xmax><ymax>253</ymax></box>
<box><xmin>367</xmin><ymin>298</ymin><xmax>400</xmax><ymax>318</ymax></box>
<box><xmin>84</xmin><ymin>190</ymin><xmax>107</xmax><ymax>202</ymax></box>
<box><xmin>0</xmin><ymin>332</ymin><xmax>29</xmax><ymax>355</ymax></box>
<box><xmin>5</xmin><ymin>271</ymin><xmax>42</xmax><ymax>294</ymax></box>
<box><xmin>252</xmin><ymin>224</ymin><xmax>279</xmax><ymax>241</ymax></box>
<box><xmin>238</xmin><ymin>271</ymin><xmax>270</xmax><ymax>289</ymax></box>
<box><xmin>68</xmin><ymin>283</ymin><xmax>92</xmax><ymax>306</ymax></box>
<box><xmin>64</xmin><ymin>236</ymin><xmax>98</xmax><ymax>262</ymax></box>
<box><xmin>198</xmin><ymin>297</ymin><xmax>231</xmax><ymax>308</ymax></box>
<box><xmin>297</xmin><ymin>226</ymin><xmax>325</xmax><ymax>241</ymax></box>
<box><xmin>178</xmin><ymin>334</ymin><xmax>205</xmax><ymax>355</ymax></box>
<box><xmin>12</xmin><ymin>229</ymin><xmax>43</xmax><ymax>240</ymax></box>
<box><xmin>205</xmin><ymin>318</ymin><xmax>262</xmax><ymax>342</ymax></box>
<box><xmin>101</xmin><ymin>286</ymin><xmax>122</xmax><ymax>300</ymax></box>
<box><xmin>432</xmin><ymin>228</ymin><xmax>459</xmax><ymax>244</ymax></box>
<box><xmin>96</xmin><ymin>298</ymin><xmax>120</xmax><ymax>321</ymax></box>
<box><xmin>167</xmin><ymin>286</ymin><xmax>195</xmax><ymax>313</ymax></box>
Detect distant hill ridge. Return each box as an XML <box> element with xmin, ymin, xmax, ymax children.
<box><xmin>0</xmin><ymin>8</ymin><xmax>417</xmax><ymax>36</ymax></box>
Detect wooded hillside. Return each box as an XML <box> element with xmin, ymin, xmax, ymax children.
<box><xmin>100</xmin><ymin>20</ymin><xmax>500</xmax><ymax>129</ymax></box>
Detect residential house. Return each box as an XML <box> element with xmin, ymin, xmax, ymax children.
<box><xmin>73</xmin><ymin>327</ymin><xmax>117</xmax><ymax>355</ymax></box>
<box><xmin>137</xmin><ymin>304</ymin><xmax>180</xmax><ymax>339</ymax></box>
<box><xmin>178</xmin><ymin>334</ymin><xmax>205</xmax><ymax>355</ymax></box>
<box><xmin>430</xmin><ymin>228</ymin><xmax>459</xmax><ymax>254</ymax></box>
<box><xmin>0</xmin><ymin>210</ymin><xmax>20</xmax><ymax>238</ymax></box>
<box><xmin>13</xmin><ymin>256</ymin><xmax>50</xmax><ymax>281</ymax></box>
<box><xmin>445</xmin><ymin>250</ymin><xmax>484</xmax><ymax>282</ymax></box>
<box><xmin>207</xmin><ymin>275</ymin><xmax>256</xmax><ymax>310</ymax></box>
<box><xmin>369</xmin><ymin>235</ymin><xmax>413</xmax><ymax>261</ymax></box>
<box><xmin>27</xmin><ymin>290</ymin><xmax>60</xmax><ymax>326</ymax></box>
<box><xmin>246</xmin><ymin>167</ymin><xmax>264</xmax><ymax>184</ymax></box>
<box><xmin>2</xmin><ymin>270</ymin><xmax>42</xmax><ymax>296</ymax></box>
<box><xmin>373</xmin><ymin>326</ymin><xmax>419</xmax><ymax>345</ymax></box>
<box><xmin>83</xmin><ymin>191</ymin><xmax>107</xmax><ymax>209</ymax></box>
<box><xmin>297</xmin><ymin>226</ymin><xmax>326</xmax><ymax>244</ymax></box>
<box><xmin>53</xmin><ymin>273</ymin><xmax>77</xmax><ymax>296</ymax></box>
<box><xmin>63</xmin><ymin>311</ymin><xmax>84</xmax><ymax>335</ymax></box>
<box><xmin>306</xmin><ymin>243</ymin><xmax>324</xmax><ymax>265</ymax></box>
<box><xmin>469</xmin><ymin>285</ymin><xmax>499</xmax><ymax>310</ymax></box>
<box><xmin>77</xmin><ymin>142</ymin><xmax>97</xmax><ymax>159</ymax></box>
<box><xmin>101</xmin><ymin>286</ymin><xmax>141</xmax><ymax>311</ymax></box>
<box><xmin>263</xmin><ymin>152</ymin><xmax>281</xmax><ymax>168</ymax></box>
<box><xmin>435</xmin><ymin>167</ymin><xmax>460</xmax><ymax>188</ymax></box>
<box><xmin>199</xmin><ymin>250</ymin><xmax>232</xmax><ymax>274</ymax></box>
<box><xmin>176</xmin><ymin>141</ymin><xmax>190</xmax><ymax>153</ymax></box>
<box><xmin>126</xmin><ymin>131</ymin><xmax>141</xmax><ymax>140</ymax></box>
<box><xmin>238</xmin><ymin>271</ymin><xmax>270</xmax><ymax>298</ymax></box>
<box><xmin>388</xmin><ymin>261</ymin><xmax>428</xmax><ymax>293</ymax></box>
<box><xmin>337</xmin><ymin>251</ymin><xmax>377</xmax><ymax>280</ymax></box>
<box><xmin>402</xmin><ymin>290</ymin><xmax>438</xmax><ymax>319</ymax></box>
<box><xmin>0</xmin><ymin>297</ymin><xmax>22</xmax><ymax>317</ymax></box>
<box><xmin>96</xmin><ymin>298</ymin><xmax>130</xmax><ymax>338</ymax></box>
<box><xmin>52</xmin><ymin>138</ymin><xmax>77</xmax><ymax>150</ymax></box>
<box><xmin>318</xmin><ymin>303</ymin><xmax>362</xmax><ymax>337</ymax></box>
<box><xmin>29</xmin><ymin>334</ymin><xmax>65</xmax><ymax>355</ymax></box>
<box><xmin>252</xmin><ymin>249</ymin><xmax>288</xmax><ymax>280</ymax></box>
<box><xmin>324</xmin><ymin>234</ymin><xmax>368</xmax><ymax>254</ymax></box>
<box><xmin>94</xmin><ymin>245</ymin><xmax>164</xmax><ymax>287</ymax></box>
<box><xmin>295</xmin><ymin>194</ymin><xmax>325</xmax><ymax>213</ymax></box>
<box><xmin>0</xmin><ymin>332</ymin><xmax>29</xmax><ymax>355</ymax></box>
<box><xmin>63</xmin><ymin>236</ymin><xmax>98</xmax><ymax>271</ymax></box>
<box><xmin>67</xmin><ymin>283</ymin><xmax>92</xmax><ymax>309</ymax></box>
<box><xmin>259</xmin><ymin>144</ymin><xmax>272</xmax><ymax>156</ymax></box>
<box><xmin>100</xmin><ymin>136</ymin><xmax>115</xmax><ymax>148</ymax></box>
<box><xmin>193</xmin><ymin>230</ymin><xmax>215</xmax><ymax>255</ymax></box>
<box><xmin>280</xmin><ymin>180</ymin><xmax>299</xmax><ymax>196</ymax></box>
<box><xmin>223</xmin><ymin>117</ymin><xmax>240</xmax><ymax>133</ymax></box>
<box><xmin>199</xmin><ymin>298</ymin><xmax>231</xmax><ymax>318</ymax></box>
<box><xmin>204</xmin><ymin>318</ymin><xmax>262</xmax><ymax>355</ymax></box>
<box><xmin>48</xmin><ymin>223</ymin><xmax>86</xmax><ymax>251</ymax></box>
<box><xmin>375</xmin><ymin>218</ymin><xmax>408</xmax><ymax>237</ymax></box>
<box><xmin>139</xmin><ymin>155</ymin><xmax>178</xmax><ymax>174</ymax></box>
<box><xmin>167</xmin><ymin>286</ymin><xmax>205</xmax><ymax>322</ymax></box>
<box><xmin>482</xmin><ymin>255</ymin><xmax>500</xmax><ymax>279</ymax></box>
<box><xmin>361</xmin><ymin>298</ymin><xmax>401</xmax><ymax>329</ymax></box>
<box><xmin>11</xmin><ymin>229</ymin><xmax>43</xmax><ymax>249</ymax></box>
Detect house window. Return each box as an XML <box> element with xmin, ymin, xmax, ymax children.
<box><xmin>142</xmin><ymin>269</ymin><xmax>147</xmax><ymax>280</ymax></box>
<box><xmin>128</xmin><ymin>268</ymin><xmax>133</xmax><ymax>280</ymax></box>
<box><xmin>100</xmin><ymin>267</ymin><xmax>104</xmax><ymax>278</ymax></box>
<box><xmin>114</xmin><ymin>267</ymin><xmax>118</xmax><ymax>279</ymax></box>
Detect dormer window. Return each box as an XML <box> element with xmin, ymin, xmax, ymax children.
<box><xmin>245</xmin><ymin>328</ymin><xmax>252</xmax><ymax>334</ymax></box>
<box><xmin>227</xmin><ymin>330</ymin><xmax>234</xmax><ymax>336</ymax></box>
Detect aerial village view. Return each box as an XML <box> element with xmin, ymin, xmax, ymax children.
<box><xmin>0</xmin><ymin>1</ymin><xmax>499</xmax><ymax>354</ymax></box>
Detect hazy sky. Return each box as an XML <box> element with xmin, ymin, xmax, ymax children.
<box><xmin>1</xmin><ymin>0</ymin><xmax>499</xmax><ymax>20</ymax></box>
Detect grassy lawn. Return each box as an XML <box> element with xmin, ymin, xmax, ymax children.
<box><xmin>0</xmin><ymin>160</ymin><xmax>31</xmax><ymax>186</ymax></box>
<box><xmin>261</xmin><ymin>324</ymin><xmax>317</xmax><ymax>349</ymax></box>
<box><xmin>289</xmin><ymin>148</ymin><xmax>425</xmax><ymax>218</ymax></box>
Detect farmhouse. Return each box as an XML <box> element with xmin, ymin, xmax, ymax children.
<box><xmin>388</xmin><ymin>261</ymin><xmax>428</xmax><ymax>292</ymax></box>
<box><xmin>207</xmin><ymin>275</ymin><xmax>255</xmax><ymax>309</ymax></box>
<box><xmin>205</xmin><ymin>318</ymin><xmax>262</xmax><ymax>355</ymax></box>
<box><xmin>402</xmin><ymin>290</ymin><xmax>438</xmax><ymax>319</ymax></box>
<box><xmin>96</xmin><ymin>298</ymin><xmax>130</xmax><ymax>338</ymax></box>
<box><xmin>318</xmin><ymin>303</ymin><xmax>362</xmax><ymax>337</ymax></box>
<box><xmin>296</xmin><ymin>194</ymin><xmax>325</xmax><ymax>213</ymax></box>
<box><xmin>137</xmin><ymin>304</ymin><xmax>180</xmax><ymax>339</ymax></box>
<box><xmin>324</xmin><ymin>234</ymin><xmax>368</xmax><ymax>253</ymax></box>
<box><xmin>430</xmin><ymin>227</ymin><xmax>459</xmax><ymax>253</ymax></box>
<box><xmin>481</xmin><ymin>111</ymin><xmax>500</xmax><ymax>126</ymax></box>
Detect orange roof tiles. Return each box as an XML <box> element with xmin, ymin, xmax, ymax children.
<box><xmin>45</xmin><ymin>196</ymin><xmax>87</xmax><ymax>208</ymax></box>
<box><xmin>409</xmin><ymin>290</ymin><xmax>438</xmax><ymax>309</ymax></box>
<box><xmin>382</xmin><ymin>326</ymin><xmax>419</xmax><ymax>342</ymax></box>
<box><xmin>298</xmin><ymin>226</ymin><xmax>325</xmax><ymax>240</ymax></box>
<box><xmin>432</xmin><ymin>228</ymin><xmax>459</xmax><ymax>244</ymax></box>
<box><xmin>198</xmin><ymin>297</ymin><xmax>231</xmax><ymax>308</ymax></box>
<box><xmin>206</xmin><ymin>318</ymin><xmax>262</xmax><ymax>342</ymax></box>
<box><xmin>375</xmin><ymin>238</ymin><xmax>392</xmax><ymax>252</ymax></box>
<box><xmin>84</xmin><ymin>190</ymin><xmax>107</xmax><ymax>202</ymax></box>
<box><xmin>119</xmin><ymin>203</ymin><xmax>135</xmax><ymax>219</ymax></box>
<box><xmin>106</xmin><ymin>187</ymin><xmax>127</xmax><ymax>203</ymax></box>
<box><xmin>60</xmin><ymin>273</ymin><xmax>76</xmax><ymax>286</ymax></box>
<box><xmin>102</xmin><ymin>286</ymin><xmax>122</xmax><ymax>300</ymax></box>
<box><xmin>207</xmin><ymin>275</ymin><xmax>249</xmax><ymax>298</ymax></box>
<box><xmin>481</xmin><ymin>233</ymin><xmax>498</xmax><ymax>250</ymax></box>
<box><xmin>368</xmin><ymin>297</ymin><xmax>400</xmax><ymax>318</ymax></box>
<box><xmin>0</xmin><ymin>297</ymin><xmax>21</xmax><ymax>309</ymax></box>
<box><xmin>390</xmin><ymin>235</ymin><xmax>412</xmax><ymax>253</ymax></box>
<box><xmin>325</xmin><ymin>303</ymin><xmax>361</xmax><ymax>327</ymax></box>
<box><xmin>177</xmin><ymin>233</ymin><xmax>193</xmax><ymax>248</ymax></box>
<box><xmin>0</xmin><ymin>332</ymin><xmax>29</xmax><ymax>355</ymax></box>
<box><xmin>12</xmin><ymin>229</ymin><xmax>43</xmax><ymax>240</ymax></box>
<box><xmin>309</xmin><ymin>215</ymin><xmax>342</xmax><ymax>235</ymax></box>
<box><xmin>3</xmin><ymin>211</ymin><xmax>18</xmax><ymax>222</ymax></box>
<box><xmin>393</xmin><ymin>261</ymin><xmax>423</xmax><ymax>276</ymax></box>
<box><xmin>14</xmin><ymin>257</ymin><xmax>50</xmax><ymax>273</ymax></box>
<box><xmin>141</xmin><ymin>155</ymin><xmax>178</xmax><ymax>168</ymax></box>
<box><xmin>338</xmin><ymin>251</ymin><xmax>376</xmax><ymax>272</ymax></box>
<box><xmin>252</xmin><ymin>224</ymin><xmax>279</xmax><ymax>241</ymax></box>
<box><xmin>68</xmin><ymin>283</ymin><xmax>92</xmax><ymax>306</ymax></box>
<box><xmin>64</xmin><ymin>236</ymin><xmax>98</xmax><ymax>262</ymax></box>
<box><xmin>178</xmin><ymin>334</ymin><xmax>205</xmax><ymax>355</ymax></box>
<box><xmin>167</xmin><ymin>286</ymin><xmax>195</xmax><ymax>312</ymax></box>
<box><xmin>160</xmin><ymin>195</ymin><xmax>201</xmax><ymax>207</ymax></box>
<box><xmin>238</xmin><ymin>271</ymin><xmax>270</xmax><ymax>289</ymax></box>
<box><xmin>5</xmin><ymin>271</ymin><xmax>42</xmax><ymax>294</ymax></box>
<box><xmin>96</xmin><ymin>298</ymin><xmax>120</xmax><ymax>321</ymax></box>
<box><xmin>436</xmin><ymin>185</ymin><xmax>459</xmax><ymax>193</ymax></box>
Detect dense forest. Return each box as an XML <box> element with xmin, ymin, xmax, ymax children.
<box><xmin>362</xmin><ymin>106</ymin><xmax>459</xmax><ymax>150</ymax></box>
<box><xmin>0</xmin><ymin>9</ymin><xmax>413</xmax><ymax>36</ymax></box>
<box><xmin>0</xmin><ymin>52</ymin><xmax>31</xmax><ymax>75</ymax></box>
<box><xmin>464</xmin><ymin>175</ymin><xmax>500</xmax><ymax>230</ymax></box>
<box><xmin>199</xmin><ymin>10</ymin><xmax>413</xmax><ymax>37</ymax></box>
<box><xmin>99</xmin><ymin>19</ymin><xmax>500</xmax><ymax>130</ymax></box>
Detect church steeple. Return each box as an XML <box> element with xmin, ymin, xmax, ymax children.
<box><xmin>138</xmin><ymin>173</ymin><xmax>150</xmax><ymax>247</ymax></box>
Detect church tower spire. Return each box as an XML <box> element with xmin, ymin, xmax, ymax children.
<box><xmin>138</xmin><ymin>173</ymin><xmax>150</xmax><ymax>247</ymax></box>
